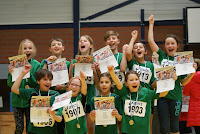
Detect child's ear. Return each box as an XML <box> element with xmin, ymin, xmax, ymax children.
<box><xmin>144</xmin><ymin>50</ymin><xmax>147</xmax><ymax>55</ymax></box>
<box><xmin>90</xmin><ymin>44</ymin><xmax>93</xmax><ymax>49</ymax></box>
<box><xmin>62</xmin><ymin>46</ymin><xmax>64</xmax><ymax>51</ymax></box>
<box><xmin>37</xmin><ymin>80</ymin><xmax>40</xmax><ymax>85</ymax></box>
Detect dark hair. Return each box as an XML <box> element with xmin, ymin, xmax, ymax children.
<box><xmin>99</xmin><ymin>72</ymin><xmax>114</xmax><ymax>93</ymax></box>
<box><xmin>125</xmin><ymin>70</ymin><xmax>140</xmax><ymax>82</ymax></box>
<box><xmin>35</xmin><ymin>69</ymin><xmax>53</xmax><ymax>81</ymax></box>
<box><xmin>163</xmin><ymin>34</ymin><xmax>181</xmax><ymax>45</ymax></box>
<box><xmin>49</xmin><ymin>38</ymin><xmax>64</xmax><ymax>47</ymax></box>
<box><xmin>104</xmin><ymin>31</ymin><xmax>120</xmax><ymax>42</ymax></box>
<box><xmin>134</xmin><ymin>42</ymin><xmax>147</xmax><ymax>51</ymax></box>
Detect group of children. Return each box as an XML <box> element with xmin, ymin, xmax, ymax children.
<box><xmin>8</xmin><ymin>14</ymin><xmax>197</xmax><ymax>134</ymax></box>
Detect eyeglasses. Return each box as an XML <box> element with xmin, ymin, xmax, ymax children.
<box><xmin>70</xmin><ymin>83</ymin><xmax>81</xmax><ymax>88</ymax></box>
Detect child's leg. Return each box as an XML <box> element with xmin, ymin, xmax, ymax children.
<box><xmin>157</xmin><ymin>98</ymin><xmax>170</xmax><ymax>134</ymax></box>
<box><xmin>86</xmin><ymin>105</ymin><xmax>94</xmax><ymax>134</ymax></box>
<box><xmin>194</xmin><ymin>126</ymin><xmax>200</xmax><ymax>134</ymax></box>
<box><xmin>169</xmin><ymin>99</ymin><xmax>182</xmax><ymax>134</ymax></box>
<box><xmin>24</xmin><ymin>107</ymin><xmax>30</xmax><ymax>132</ymax></box>
<box><xmin>13</xmin><ymin>107</ymin><xmax>24</xmax><ymax>134</ymax></box>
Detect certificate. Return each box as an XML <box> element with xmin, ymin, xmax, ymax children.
<box><xmin>51</xmin><ymin>91</ymin><xmax>72</xmax><ymax>111</ymax></box>
<box><xmin>155</xmin><ymin>66</ymin><xmax>175</xmax><ymax>93</ymax></box>
<box><xmin>8</xmin><ymin>54</ymin><xmax>30</xmax><ymax>82</ymax></box>
<box><xmin>47</xmin><ymin>58</ymin><xmax>69</xmax><ymax>86</ymax></box>
<box><xmin>30</xmin><ymin>96</ymin><xmax>51</xmax><ymax>123</ymax></box>
<box><xmin>94</xmin><ymin>96</ymin><xmax>116</xmax><ymax>126</ymax></box>
<box><xmin>174</xmin><ymin>51</ymin><xmax>195</xmax><ymax>76</ymax></box>
<box><xmin>93</xmin><ymin>45</ymin><xmax>118</xmax><ymax>73</ymax></box>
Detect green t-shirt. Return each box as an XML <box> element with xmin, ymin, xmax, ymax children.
<box><xmin>117</xmin><ymin>85</ymin><xmax>159</xmax><ymax>134</ymax></box>
<box><xmin>114</xmin><ymin>52</ymin><xmax>122</xmax><ymax>70</ymax></box>
<box><xmin>157</xmin><ymin>48</ymin><xmax>187</xmax><ymax>101</ymax></box>
<box><xmin>57</xmin><ymin>94</ymin><xmax>87</xmax><ymax>134</ymax></box>
<box><xmin>7</xmin><ymin>58</ymin><xmax>41</xmax><ymax>108</ymax></box>
<box><xmin>19</xmin><ymin>88</ymin><xmax>59</xmax><ymax>134</ymax></box>
<box><xmin>41</xmin><ymin>58</ymin><xmax>71</xmax><ymax>94</ymax></box>
<box><xmin>72</xmin><ymin>59</ymin><xmax>95</xmax><ymax>105</ymax></box>
<box><xmin>90</xmin><ymin>93</ymin><xmax>122</xmax><ymax>134</ymax></box>
<box><xmin>127</xmin><ymin>59</ymin><xmax>156</xmax><ymax>90</ymax></box>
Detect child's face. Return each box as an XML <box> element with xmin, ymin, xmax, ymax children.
<box><xmin>125</xmin><ymin>74</ymin><xmax>140</xmax><ymax>92</ymax></box>
<box><xmin>105</xmin><ymin>35</ymin><xmax>120</xmax><ymax>51</ymax></box>
<box><xmin>133</xmin><ymin>43</ymin><xmax>147</xmax><ymax>59</ymax></box>
<box><xmin>164</xmin><ymin>37</ymin><xmax>178</xmax><ymax>57</ymax></box>
<box><xmin>23</xmin><ymin>42</ymin><xmax>34</xmax><ymax>60</ymax></box>
<box><xmin>69</xmin><ymin>79</ymin><xmax>81</xmax><ymax>97</ymax></box>
<box><xmin>99</xmin><ymin>76</ymin><xmax>112</xmax><ymax>95</ymax></box>
<box><xmin>49</xmin><ymin>40</ymin><xmax>64</xmax><ymax>56</ymax></box>
<box><xmin>79</xmin><ymin>36</ymin><xmax>93</xmax><ymax>55</ymax></box>
<box><xmin>37</xmin><ymin>75</ymin><xmax>52</xmax><ymax>92</ymax></box>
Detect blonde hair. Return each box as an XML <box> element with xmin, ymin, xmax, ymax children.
<box><xmin>18</xmin><ymin>39</ymin><xmax>37</xmax><ymax>57</ymax></box>
<box><xmin>78</xmin><ymin>35</ymin><xmax>94</xmax><ymax>55</ymax></box>
<box><xmin>194</xmin><ymin>58</ymin><xmax>200</xmax><ymax>71</ymax></box>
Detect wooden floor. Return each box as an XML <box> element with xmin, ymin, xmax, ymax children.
<box><xmin>0</xmin><ymin>112</ymin><xmax>26</xmax><ymax>134</ymax></box>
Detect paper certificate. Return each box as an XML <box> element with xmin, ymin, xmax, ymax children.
<box><xmin>47</xmin><ymin>58</ymin><xmax>69</xmax><ymax>86</ymax></box>
<box><xmin>181</xmin><ymin>95</ymin><xmax>190</xmax><ymax>112</ymax></box>
<box><xmin>33</xmin><ymin>114</ymin><xmax>55</xmax><ymax>127</ymax></box>
<box><xmin>75</xmin><ymin>55</ymin><xmax>94</xmax><ymax>77</ymax></box>
<box><xmin>30</xmin><ymin>96</ymin><xmax>51</xmax><ymax>123</ymax></box>
<box><xmin>8</xmin><ymin>54</ymin><xmax>30</xmax><ymax>82</ymax></box>
<box><xmin>155</xmin><ymin>66</ymin><xmax>175</xmax><ymax>93</ymax></box>
<box><xmin>51</xmin><ymin>91</ymin><xmax>72</xmax><ymax>111</ymax></box>
<box><xmin>93</xmin><ymin>45</ymin><xmax>118</xmax><ymax>73</ymax></box>
<box><xmin>174</xmin><ymin>51</ymin><xmax>195</xmax><ymax>76</ymax></box>
<box><xmin>94</xmin><ymin>96</ymin><xmax>116</xmax><ymax>126</ymax></box>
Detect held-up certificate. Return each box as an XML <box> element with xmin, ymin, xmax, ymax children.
<box><xmin>94</xmin><ymin>97</ymin><xmax>116</xmax><ymax>126</ymax></box>
<box><xmin>62</xmin><ymin>100</ymin><xmax>85</xmax><ymax>122</ymax></box>
<box><xmin>51</xmin><ymin>91</ymin><xmax>72</xmax><ymax>111</ymax></box>
<box><xmin>8</xmin><ymin>54</ymin><xmax>30</xmax><ymax>82</ymax></box>
<box><xmin>75</xmin><ymin>55</ymin><xmax>94</xmax><ymax>84</ymax></box>
<box><xmin>93</xmin><ymin>45</ymin><xmax>118</xmax><ymax>73</ymax></box>
<box><xmin>30</xmin><ymin>96</ymin><xmax>51</xmax><ymax>123</ymax></box>
<box><xmin>33</xmin><ymin>114</ymin><xmax>55</xmax><ymax>127</ymax></box>
<box><xmin>47</xmin><ymin>58</ymin><xmax>69</xmax><ymax>86</ymax></box>
<box><xmin>155</xmin><ymin>66</ymin><xmax>175</xmax><ymax>93</ymax></box>
<box><xmin>174</xmin><ymin>51</ymin><xmax>195</xmax><ymax>76</ymax></box>
<box><xmin>181</xmin><ymin>95</ymin><xmax>190</xmax><ymax>112</ymax></box>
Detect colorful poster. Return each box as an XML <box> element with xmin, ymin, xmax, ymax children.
<box><xmin>155</xmin><ymin>66</ymin><xmax>175</xmax><ymax>93</ymax></box>
<box><xmin>51</xmin><ymin>91</ymin><xmax>72</xmax><ymax>111</ymax></box>
<box><xmin>93</xmin><ymin>45</ymin><xmax>118</xmax><ymax>73</ymax></box>
<box><xmin>47</xmin><ymin>58</ymin><xmax>69</xmax><ymax>86</ymax></box>
<box><xmin>174</xmin><ymin>51</ymin><xmax>195</xmax><ymax>76</ymax></box>
<box><xmin>30</xmin><ymin>96</ymin><xmax>51</xmax><ymax>123</ymax></box>
<box><xmin>8</xmin><ymin>54</ymin><xmax>30</xmax><ymax>82</ymax></box>
<box><xmin>94</xmin><ymin>96</ymin><xmax>116</xmax><ymax>126</ymax></box>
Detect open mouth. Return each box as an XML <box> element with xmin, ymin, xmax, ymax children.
<box><xmin>26</xmin><ymin>54</ymin><xmax>31</xmax><ymax>58</ymax></box>
<box><xmin>137</xmin><ymin>52</ymin><xmax>142</xmax><ymax>55</ymax></box>
<box><xmin>45</xmin><ymin>85</ymin><xmax>50</xmax><ymax>88</ymax></box>
<box><xmin>81</xmin><ymin>46</ymin><xmax>85</xmax><ymax>49</ymax></box>
<box><xmin>168</xmin><ymin>49</ymin><xmax>174</xmax><ymax>52</ymax></box>
<box><xmin>132</xmin><ymin>86</ymin><xmax>138</xmax><ymax>88</ymax></box>
<box><xmin>109</xmin><ymin>44</ymin><xmax>115</xmax><ymax>46</ymax></box>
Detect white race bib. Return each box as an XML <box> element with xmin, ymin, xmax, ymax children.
<box><xmin>33</xmin><ymin>114</ymin><xmax>55</xmax><ymax>127</ymax></box>
<box><xmin>63</xmin><ymin>100</ymin><xmax>85</xmax><ymax>122</ymax></box>
<box><xmin>133</xmin><ymin>65</ymin><xmax>152</xmax><ymax>83</ymax></box>
<box><xmin>85</xmin><ymin>76</ymin><xmax>94</xmax><ymax>85</ymax></box>
<box><xmin>124</xmin><ymin>100</ymin><xmax>146</xmax><ymax>117</ymax></box>
<box><xmin>114</xmin><ymin>69</ymin><xmax>125</xmax><ymax>85</ymax></box>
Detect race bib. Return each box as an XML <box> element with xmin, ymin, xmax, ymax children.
<box><xmin>63</xmin><ymin>100</ymin><xmax>85</xmax><ymax>122</ymax></box>
<box><xmin>133</xmin><ymin>65</ymin><xmax>152</xmax><ymax>83</ymax></box>
<box><xmin>124</xmin><ymin>100</ymin><xmax>146</xmax><ymax>117</ymax></box>
<box><xmin>114</xmin><ymin>69</ymin><xmax>125</xmax><ymax>85</ymax></box>
<box><xmin>33</xmin><ymin>114</ymin><xmax>55</xmax><ymax>127</ymax></box>
<box><xmin>85</xmin><ymin>76</ymin><xmax>94</xmax><ymax>85</ymax></box>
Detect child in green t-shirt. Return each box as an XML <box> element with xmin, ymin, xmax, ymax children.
<box><xmin>8</xmin><ymin>39</ymin><xmax>41</xmax><ymax>134</ymax></box>
<box><xmin>11</xmin><ymin>65</ymin><xmax>60</xmax><ymax>134</ymax></box>
<box><xmin>148</xmin><ymin>14</ymin><xmax>197</xmax><ymax>134</ymax></box>
<box><xmin>89</xmin><ymin>72</ymin><xmax>122</xmax><ymax>134</ymax></box>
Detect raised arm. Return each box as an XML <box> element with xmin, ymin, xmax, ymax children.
<box><xmin>11</xmin><ymin>64</ymin><xmax>32</xmax><ymax>95</ymax></box>
<box><xmin>48</xmin><ymin>107</ymin><xmax>62</xmax><ymax>122</ymax></box>
<box><xmin>80</xmin><ymin>70</ymin><xmax>87</xmax><ymax>96</ymax></box>
<box><xmin>69</xmin><ymin>59</ymin><xmax>75</xmax><ymax>80</ymax></box>
<box><xmin>120</xmin><ymin>44</ymin><xmax>128</xmax><ymax>72</ymax></box>
<box><xmin>148</xmin><ymin>14</ymin><xmax>159</xmax><ymax>53</ymax></box>
<box><xmin>126</xmin><ymin>30</ymin><xmax>138</xmax><ymax>62</ymax></box>
<box><xmin>107</xmin><ymin>65</ymin><xmax>123</xmax><ymax>90</ymax></box>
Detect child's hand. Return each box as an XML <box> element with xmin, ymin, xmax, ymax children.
<box><xmin>80</xmin><ymin>70</ymin><xmax>86</xmax><ymax>80</ymax></box>
<box><xmin>131</xmin><ymin>30</ymin><xmax>138</xmax><ymax>40</ymax></box>
<box><xmin>69</xmin><ymin>59</ymin><xmax>75</xmax><ymax>71</ymax></box>
<box><xmin>173</xmin><ymin>72</ymin><xmax>177</xmax><ymax>81</ymax></box>
<box><xmin>22</xmin><ymin>64</ymin><xmax>31</xmax><ymax>75</ymax></box>
<box><xmin>8</xmin><ymin>65</ymin><xmax>14</xmax><ymax>74</ymax></box>
<box><xmin>149</xmin><ymin>14</ymin><xmax>154</xmax><ymax>24</ymax></box>
<box><xmin>111</xmin><ymin>108</ymin><xmax>119</xmax><ymax>118</ymax></box>
<box><xmin>90</xmin><ymin>110</ymin><xmax>96</xmax><ymax>118</ymax></box>
<box><xmin>122</xmin><ymin>44</ymin><xmax>129</xmax><ymax>53</ymax></box>
<box><xmin>193</xmin><ymin>62</ymin><xmax>197</xmax><ymax>70</ymax></box>
<box><xmin>47</xmin><ymin>107</ymin><xmax>56</xmax><ymax>116</ymax></box>
<box><xmin>107</xmin><ymin>65</ymin><xmax>114</xmax><ymax>72</ymax></box>
<box><xmin>55</xmin><ymin>84</ymin><xmax>67</xmax><ymax>91</ymax></box>
<box><xmin>91</xmin><ymin>61</ymin><xmax>100</xmax><ymax>71</ymax></box>
<box><xmin>47</xmin><ymin>56</ymin><xmax>57</xmax><ymax>62</ymax></box>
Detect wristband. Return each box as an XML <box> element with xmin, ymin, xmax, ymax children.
<box><xmin>44</xmin><ymin>60</ymin><xmax>47</xmax><ymax>64</ymax></box>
